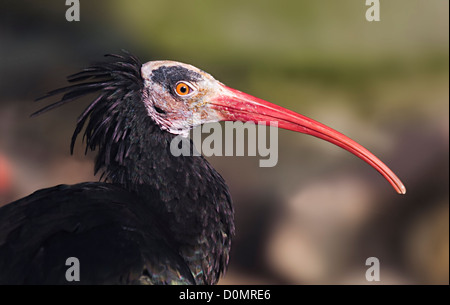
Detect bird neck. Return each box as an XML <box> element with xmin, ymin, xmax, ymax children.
<box><xmin>97</xmin><ymin>108</ymin><xmax>234</xmax><ymax>284</ymax></box>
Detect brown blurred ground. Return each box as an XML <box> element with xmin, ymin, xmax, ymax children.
<box><xmin>0</xmin><ymin>0</ymin><xmax>448</xmax><ymax>284</ymax></box>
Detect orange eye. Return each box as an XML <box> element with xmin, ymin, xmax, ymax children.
<box><xmin>175</xmin><ymin>82</ymin><xmax>193</xmax><ymax>96</ymax></box>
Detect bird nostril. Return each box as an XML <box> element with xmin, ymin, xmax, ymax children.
<box><xmin>154</xmin><ymin>105</ymin><xmax>166</xmax><ymax>115</ymax></box>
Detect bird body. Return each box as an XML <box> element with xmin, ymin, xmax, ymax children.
<box><xmin>0</xmin><ymin>180</ymin><xmax>231</xmax><ymax>284</ymax></box>
<box><xmin>0</xmin><ymin>52</ymin><xmax>404</xmax><ymax>284</ymax></box>
<box><xmin>1</xmin><ymin>182</ymin><xmax>193</xmax><ymax>284</ymax></box>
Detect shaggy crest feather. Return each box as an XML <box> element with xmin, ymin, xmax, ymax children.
<box><xmin>33</xmin><ymin>51</ymin><xmax>145</xmax><ymax>184</ymax></box>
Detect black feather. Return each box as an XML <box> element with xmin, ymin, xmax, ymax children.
<box><xmin>0</xmin><ymin>183</ymin><xmax>196</xmax><ymax>284</ymax></box>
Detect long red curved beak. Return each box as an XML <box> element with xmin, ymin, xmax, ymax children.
<box><xmin>211</xmin><ymin>84</ymin><xmax>406</xmax><ymax>195</ymax></box>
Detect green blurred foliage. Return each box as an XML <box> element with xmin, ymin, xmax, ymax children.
<box><xmin>105</xmin><ymin>0</ymin><xmax>449</xmax><ymax>116</ymax></box>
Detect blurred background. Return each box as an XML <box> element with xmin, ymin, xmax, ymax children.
<box><xmin>0</xmin><ymin>0</ymin><xmax>448</xmax><ymax>284</ymax></box>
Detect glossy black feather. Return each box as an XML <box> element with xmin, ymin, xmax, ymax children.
<box><xmin>0</xmin><ymin>183</ymin><xmax>195</xmax><ymax>284</ymax></box>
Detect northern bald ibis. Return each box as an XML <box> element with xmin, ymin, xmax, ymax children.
<box><xmin>0</xmin><ymin>52</ymin><xmax>405</xmax><ymax>284</ymax></box>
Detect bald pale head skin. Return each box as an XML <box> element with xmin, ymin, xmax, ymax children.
<box><xmin>141</xmin><ymin>61</ymin><xmax>227</xmax><ymax>137</ymax></box>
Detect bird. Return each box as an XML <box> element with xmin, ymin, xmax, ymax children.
<box><xmin>0</xmin><ymin>51</ymin><xmax>406</xmax><ymax>285</ymax></box>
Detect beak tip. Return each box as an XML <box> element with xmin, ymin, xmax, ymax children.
<box><xmin>399</xmin><ymin>184</ymin><xmax>407</xmax><ymax>195</ymax></box>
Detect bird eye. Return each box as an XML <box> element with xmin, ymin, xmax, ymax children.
<box><xmin>175</xmin><ymin>82</ymin><xmax>194</xmax><ymax>96</ymax></box>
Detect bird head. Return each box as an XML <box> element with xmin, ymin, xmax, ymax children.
<box><xmin>141</xmin><ymin>61</ymin><xmax>225</xmax><ymax>136</ymax></box>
